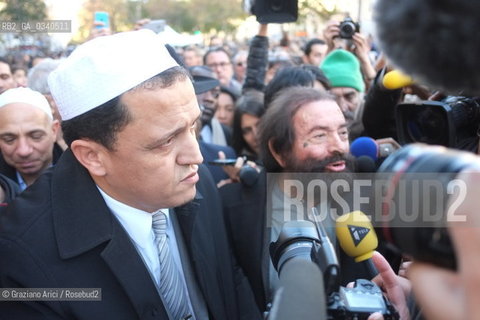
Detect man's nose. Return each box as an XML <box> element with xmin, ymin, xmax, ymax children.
<box><xmin>177</xmin><ymin>131</ymin><xmax>203</xmax><ymax>166</ymax></box>
<box><xmin>216</xmin><ymin>109</ymin><xmax>226</xmax><ymax>119</ymax></box>
<box><xmin>335</xmin><ymin>97</ymin><xmax>349</xmax><ymax>113</ymax></box>
<box><xmin>328</xmin><ymin>133</ymin><xmax>348</xmax><ymax>155</ymax></box>
<box><xmin>15</xmin><ymin>138</ymin><xmax>34</xmax><ymax>157</ymax></box>
<box><xmin>251</xmin><ymin>126</ymin><xmax>258</xmax><ymax>138</ymax></box>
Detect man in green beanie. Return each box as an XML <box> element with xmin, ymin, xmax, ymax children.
<box><xmin>321</xmin><ymin>49</ymin><xmax>365</xmax><ymax>124</ymax></box>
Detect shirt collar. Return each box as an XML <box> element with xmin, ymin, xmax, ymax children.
<box><xmin>16</xmin><ymin>171</ymin><xmax>27</xmax><ymax>191</ymax></box>
<box><xmin>16</xmin><ymin>163</ymin><xmax>54</xmax><ymax>191</ymax></box>
<box><xmin>97</xmin><ymin>187</ymin><xmax>169</xmax><ymax>249</ymax></box>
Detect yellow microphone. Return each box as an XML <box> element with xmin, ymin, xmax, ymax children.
<box><xmin>336</xmin><ymin>211</ymin><xmax>379</xmax><ymax>278</ymax></box>
<box><xmin>382</xmin><ymin>69</ymin><xmax>414</xmax><ymax>90</ymax></box>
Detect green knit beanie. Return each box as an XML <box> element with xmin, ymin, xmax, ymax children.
<box><xmin>320</xmin><ymin>49</ymin><xmax>365</xmax><ymax>92</ymax></box>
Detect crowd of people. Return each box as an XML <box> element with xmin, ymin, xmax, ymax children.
<box><xmin>0</xmin><ymin>3</ymin><xmax>478</xmax><ymax>319</ymax></box>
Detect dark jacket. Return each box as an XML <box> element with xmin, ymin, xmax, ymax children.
<box><xmin>0</xmin><ymin>149</ymin><xmax>260</xmax><ymax>320</ymax></box>
<box><xmin>0</xmin><ymin>173</ymin><xmax>20</xmax><ymax>206</ymax></box>
<box><xmin>243</xmin><ymin>35</ymin><xmax>269</xmax><ymax>93</ymax></box>
<box><xmin>361</xmin><ymin>70</ymin><xmax>403</xmax><ymax>140</ymax></box>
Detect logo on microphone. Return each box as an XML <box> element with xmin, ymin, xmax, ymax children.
<box><xmin>348</xmin><ymin>225</ymin><xmax>370</xmax><ymax>246</ymax></box>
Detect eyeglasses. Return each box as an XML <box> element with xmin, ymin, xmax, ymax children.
<box><xmin>207</xmin><ymin>62</ymin><xmax>231</xmax><ymax>69</ymax></box>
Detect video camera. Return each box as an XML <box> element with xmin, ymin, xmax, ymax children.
<box><xmin>242</xmin><ymin>0</ymin><xmax>298</xmax><ymax>24</ymax></box>
<box><xmin>269</xmin><ymin>213</ymin><xmax>399</xmax><ymax>319</ymax></box>
<box><xmin>396</xmin><ymin>96</ymin><xmax>480</xmax><ymax>149</ymax></box>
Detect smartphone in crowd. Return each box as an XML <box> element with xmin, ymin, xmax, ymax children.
<box><xmin>94</xmin><ymin>11</ymin><xmax>110</xmax><ymax>29</ymax></box>
<box><xmin>208</xmin><ymin>159</ymin><xmax>237</xmax><ymax>166</ymax></box>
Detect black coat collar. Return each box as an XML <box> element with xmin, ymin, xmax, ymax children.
<box><xmin>49</xmin><ymin>150</ymin><xmax>232</xmax><ymax>319</ymax></box>
<box><xmin>50</xmin><ymin>149</ymin><xmax>169</xmax><ymax>318</ymax></box>
<box><xmin>51</xmin><ymin>149</ymin><xmax>115</xmax><ymax>259</ymax></box>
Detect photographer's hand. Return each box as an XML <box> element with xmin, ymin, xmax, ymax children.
<box><xmin>218</xmin><ymin>151</ymin><xmax>244</xmax><ymax>183</ymax></box>
<box><xmin>348</xmin><ymin>251</ymin><xmax>411</xmax><ymax>320</ymax></box>
<box><xmin>216</xmin><ymin>151</ymin><xmax>260</xmax><ymax>188</ymax></box>
<box><xmin>133</xmin><ymin>18</ymin><xmax>151</xmax><ymax>30</ymax></box>
<box><xmin>408</xmin><ymin>264</ymin><xmax>463</xmax><ymax>320</ymax></box>
<box><xmin>322</xmin><ymin>21</ymin><xmax>340</xmax><ymax>53</ymax></box>
<box><xmin>371</xmin><ymin>251</ymin><xmax>411</xmax><ymax>320</ymax></box>
<box><xmin>351</xmin><ymin>32</ymin><xmax>376</xmax><ymax>84</ymax></box>
<box><xmin>408</xmin><ymin>170</ymin><xmax>480</xmax><ymax>320</ymax></box>
<box><xmin>88</xmin><ymin>22</ymin><xmax>111</xmax><ymax>40</ymax></box>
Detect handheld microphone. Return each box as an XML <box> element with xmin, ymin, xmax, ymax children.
<box><xmin>382</xmin><ymin>70</ymin><xmax>414</xmax><ymax>90</ymax></box>
<box><xmin>310</xmin><ymin>208</ymin><xmax>340</xmax><ymax>295</ymax></box>
<box><xmin>269</xmin><ymin>219</ymin><xmax>340</xmax><ymax>294</ymax></box>
<box><xmin>239</xmin><ymin>165</ymin><xmax>259</xmax><ymax>187</ymax></box>
<box><xmin>336</xmin><ymin>211</ymin><xmax>379</xmax><ymax>278</ymax></box>
<box><xmin>350</xmin><ymin>136</ymin><xmax>378</xmax><ymax>161</ymax></box>
<box><xmin>351</xmin><ymin>136</ymin><xmax>397</xmax><ymax>172</ymax></box>
<box><xmin>351</xmin><ymin>137</ymin><xmax>378</xmax><ymax>173</ymax></box>
<box><xmin>268</xmin><ymin>259</ymin><xmax>327</xmax><ymax>320</ymax></box>
<box><xmin>355</xmin><ymin>155</ymin><xmax>377</xmax><ymax>173</ymax></box>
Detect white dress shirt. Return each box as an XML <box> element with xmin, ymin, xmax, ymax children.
<box><xmin>97</xmin><ymin>187</ymin><xmax>195</xmax><ymax>319</ymax></box>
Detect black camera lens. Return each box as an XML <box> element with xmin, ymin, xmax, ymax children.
<box><xmin>339</xmin><ymin>18</ymin><xmax>358</xmax><ymax>39</ymax></box>
<box><xmin>396</xmin><ymin>96</ymin><xmax>480</xmax><ymax>148</ymax></box>
<box><xmin>377</xmin><ymin>144</ymin><xmax>480</xmax><ymax>270</ymax></box>
<box><xmin>269</xmin><ymin>220</ymin><xmax>320</xmax><ymax>273</ymax></box>
<box><xmin>405</xmin><ymin>106</ymin><xmax>449</xmax><ymax>146</ymax></box>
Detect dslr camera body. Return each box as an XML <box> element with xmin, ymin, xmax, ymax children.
<box><xmin>328</xmin><ymin>279</ymin><xmax>396</xmax><ymax>320</ymax></box>
<box><xmin>339</xmin><ymin>17</ymin><xmax>360</xmax><ymax>39</ymax></box>
<box><xmin>270</xmin><ymin>220</ymin><xmax>399</xmax><ymax>319</ymax></box>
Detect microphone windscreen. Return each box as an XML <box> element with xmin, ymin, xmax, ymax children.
<box><xmin>239</xmin><ymin>165</ymin><xmax>259</xmax><ymax>187</ymax></box>
<box><xmin>269</xmin><ymin>259</ymin><xmax>327</xmax><ymax>320</ymax></box>
<box><xmin>350</xmin><ymin>137</ymin><xmax>378</xmax><ymax>161</ymax></box>
<box><xmin>355</xmin><ymin>155</ymin><xmax>377</xmax><ymax>173</ymax></box>
<box><xmin>336</xmin><ymin>211</ymin><xmax>378</xmax><ymax>262</ymax></box>
<box><xmin>382</xmin><ymin>70</ymin><xmax>414</xmax><ymax>90</ymax></box>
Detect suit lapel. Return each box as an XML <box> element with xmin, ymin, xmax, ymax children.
<box><xmin>262</xmin><ymin>172</ymin><xmax>273</xmax><ymax>304</ymax></box>
<box><xmin>101</xmin><ymin>222</ymin><xmax>169</xmax><ymax>319</ymax></box>
<box><xmin>175</xmin><ymin>190</ymin><xmax>228</xmax><ymax>319</ymax></box>
<box><xmin>170</xmin><ymin>209</ymin><xmax>209</xmax><ymax>319</ymax></box>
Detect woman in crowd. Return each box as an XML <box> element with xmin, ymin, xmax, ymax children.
<box><xmin>231</xmin><ymin>90</ymin><xmax>265</xmax><ymax>163</ymax></box>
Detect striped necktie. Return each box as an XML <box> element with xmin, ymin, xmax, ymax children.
<box><xmin>152</xmin><ymin>211</ymin><xmax>191</xmax><ymax>320</ymax></box>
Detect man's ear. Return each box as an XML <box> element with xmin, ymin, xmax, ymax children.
<box><xmin>50</xmin><ymin>119</ymin><xmax>60</xmax><ymax>139</ymax></box>
<box><xmin>70</xmin><ymin>140</ymin><xmax>108</xmax><ymax>177</ymax></box>
<box><xmin>268</xmin><ymin>139</ymin><xmax>286</xmax><ymax>168</ymax></box>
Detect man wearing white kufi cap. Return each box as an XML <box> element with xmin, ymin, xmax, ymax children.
<box><xmin>0</xmin><ymin>87</ymin><xmax>60</xmax><ymax>190</ymax></box>
<box><xmin>0</xmin><ymin>30</ymin><xmax>260</xmax><ymax>320</ymax></box>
